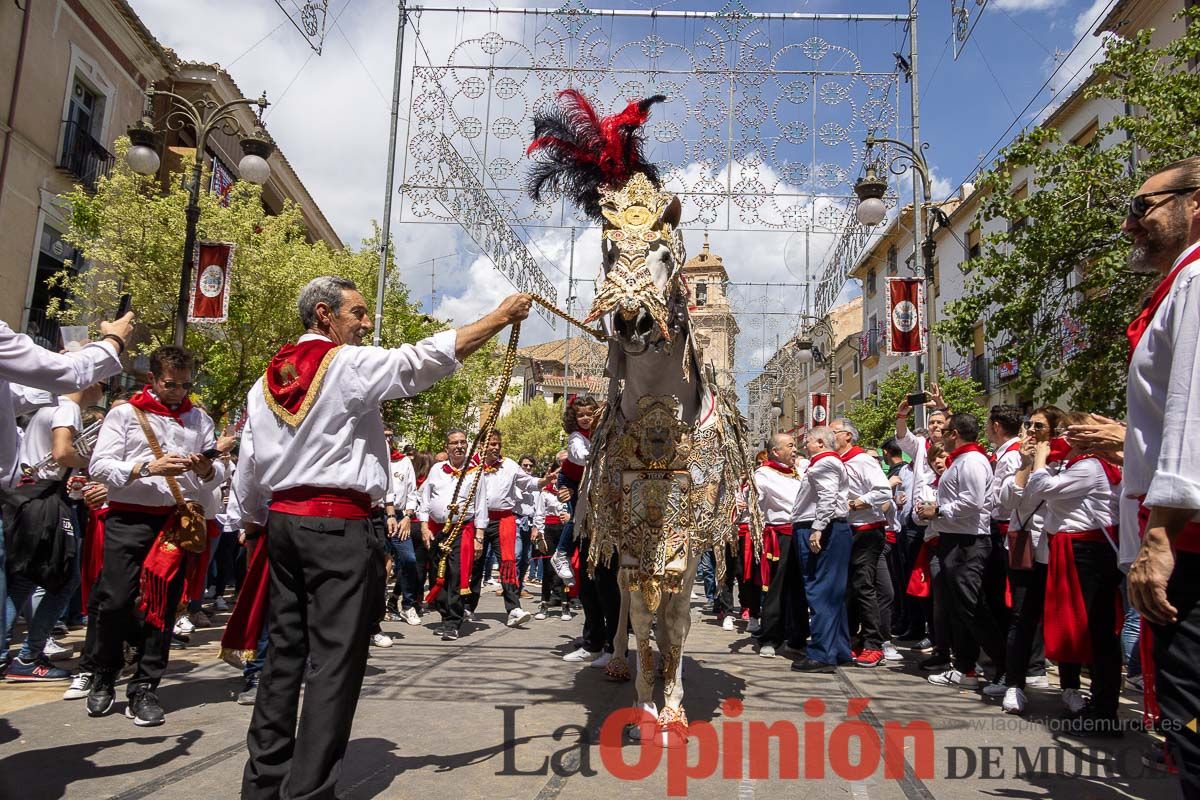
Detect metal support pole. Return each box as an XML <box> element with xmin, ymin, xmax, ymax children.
<box><xmin>175</xmin><ymin>136</ymin><xmax>206</xmax><ymax>347</ymax></box>
<box><xmin>907</xmin><ymin>0</ymin><xmax>929</xmax><ymax>431</ymax></box>
<box><xmin>563</xmin><ymin>226</ymin><xmax>575</xmax><ymax>394</ymax></box>
<box><xmin>373</xmin><ymin>0</ymin><xmax>408</xmax><ymax>346</ymax></box>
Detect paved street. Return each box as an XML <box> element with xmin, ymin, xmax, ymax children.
<box><xmin>0</xmin><ymin>586</ymin><xmax>1179</xmax><ymax>800</ymax></box>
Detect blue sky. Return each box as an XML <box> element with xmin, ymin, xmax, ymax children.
<box><xmin>130</xmin><ymin>0</ymin><xmax>1120</xmax><ymax>391</ymax></box>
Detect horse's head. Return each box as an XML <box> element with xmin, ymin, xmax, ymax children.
<box><xmin>585</xmin><ymin>172</ymin><xmax>687</xmax><ymax>354</ymax></box>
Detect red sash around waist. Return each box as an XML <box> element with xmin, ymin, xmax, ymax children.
<box><xmin>851</xmin><ymin>521</ymin><xmax>886</xmax><ymax>533</ymax></box>
<box><xmin>560</xmin><ymin>460</ymin><xmax>585</xmax><ymax>482</ymax></box>
<box><xmin>1044</xmin><ymin>527</ymin><xmax>1117</xmax><ymax>664</ymax></box>
<box><xmin>546</xmin><ymin>515</ymin><xmax>562</xmax><ymax>525</ymax></box>
<box><xmin>269</xmin><ymin>486</ymin><xmax>372</xmax><ymax>519</ymax></box>
<box><xmin>761</xmin><ymin>523</ymin><xmax>792</xmax><ymax>590</ymax></box>
<box><xmin>906</xmin><ymin>538</ymin><xmax>935</xmax><ymax>598</ymax></box>
<box><xmin>1135</xmin><ymin>495</ymin><xmax>1200</xmax><ymax>553</ymax></box>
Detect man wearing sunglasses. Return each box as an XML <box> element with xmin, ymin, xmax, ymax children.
<box><xmin>85</xmin><ymin>345</ymin><xmax>224</xmax><ymax>726</ymax></box>
<box><xmin>1123</xmin><ymin>158</ymin><xmax>1200</xmax><ymax>796</ymax></box>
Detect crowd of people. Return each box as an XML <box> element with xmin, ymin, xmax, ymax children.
<box><xmin>0</xmin><ymin>156</ymin><xmax>1198</xmax><ymax>800</ymax></box>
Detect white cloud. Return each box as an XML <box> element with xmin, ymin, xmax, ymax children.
<box><xmin>991</xmin><ymin>0</ymin><xmax>1069</xmax><ymax>11</ymax></box>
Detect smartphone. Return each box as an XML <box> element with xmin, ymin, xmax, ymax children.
<box><xmin>907</xmin><ymin>392</ymin><xmax>930</xmax><ymax>406</ymax></box>
<box><xmin>200</xmin><ymin>447</ymin><xmax>221</xmax><ymax>460</ymax></box>
<box><xmin>116</xmin><ymin>293</ymin><xmax>132</xmax><ymax>318</ymax></box>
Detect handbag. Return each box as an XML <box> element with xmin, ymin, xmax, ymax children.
<box><xmin>1006</xmin><ymin>499</ymin><xmax>1043</xmax><ymax>571</ymax></box>
<box><xmin>132</xmin><ymin>407</ymin><xmax>208</xmax><ymax>554</ymax></box>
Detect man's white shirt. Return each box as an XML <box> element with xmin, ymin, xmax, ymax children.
<box><xmin>417</xmin><ymin>460</ymin><xmax>471</xmax><ymax>525</ymax></box>
<box><xmin>794</xmin><ymin>454</ymin><xmax>849</xmax><ymax>531</ymax></box>
<box><xmin>841</xmin><ymin>450</ymin><xmax>891</xmax><ymax>527</ymax></box>
<box><xmin>931</xmin><ymin>450</ymin><xmax>992</xmax><ymax>537</ymax></box>
<box><xmin>228</xmin><ymin>331</ymin><xmax>459</xmax><ymax>527</ymax></box>
<box><xmin>1026</xmin><ymin>457</ymin><xmax>1119</xmax><ymax>537</ymax></box>
<box><xmin>990</xmin><ymin>437</ymin><xmax>1023</xmax><ymax>523</ymax></box>
<box><xmin>387</xmin><ymin>456</ymin><xmax>418</xmax><ymax>512</ymax></box>
<box><xmin>754</xmin><ymin>463</ymin><xmax>802</xmax><ymax>526</ymax></box>
<box><xmin>473</xmin><ymin>456</ymin><xmax>542</xmax><ymax>529</ymax></box>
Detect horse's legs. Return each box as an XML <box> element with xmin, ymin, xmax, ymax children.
<box><xmin>604</xmin><ymin>568</ymin><xmax>632</xmax><ymax>682</ymax></box>
<box><xmin>655</xmin><ymin>555</ymin><xmax>701</xmax><ymax>747</ymax></box>
<box><xmin>625</xmin><ymin>579</ymin><xmax>658</xmax><ymax>741</ymax></box>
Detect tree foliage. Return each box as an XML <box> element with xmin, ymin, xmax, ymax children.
<box><xmin>846</xmin><ymin>366</ymin><xmax>986</xmax><ymax>448</ymax></box>
<box><xmin>52</xmin><ymin>138</ymin><xmax>501</xmax><ymax>438</ymax></box>
<box><xmin>495</xmin><ymin>399</ymin><xmax>565</xmax><ymax>465</ymax></box>
<box><xmin>937</xmin><ymin>10</ymin><xmax>1200</xmax><ymax>416</ymax></box>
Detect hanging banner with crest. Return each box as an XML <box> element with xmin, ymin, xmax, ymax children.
<box><xmin>188</xmin><ymin>241</ymin><xmax>235</xmax><ymax>323</ymax></box>
<box><xmin>886</xmin><ymin>277</ymin><xmax>926</xmax><ymax>356</ymax></box>
<box><xmin>808</xmin><ymin>393</ymin><xmax>830</xmax><ymax>427</ymax></box>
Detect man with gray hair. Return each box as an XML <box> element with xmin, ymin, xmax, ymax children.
<box><xmin>230</xmin><ymin>276</ymin><xmax>532</xmax><ymax>800</ymax></box>
<box><xmin>830</xmin><ymin>417</ymin><xmax>892</xmax><ymax>668</ymax></box>
<box><xmin>791</xmin><ymin>425</ymin><xmax>852</xmax><ymax>673</ymax></box>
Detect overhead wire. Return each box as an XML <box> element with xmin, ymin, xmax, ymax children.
<box><xmin>267</xmin><ymin>0</ymin><xmax>356</xmax><ymax>118</ymax></box>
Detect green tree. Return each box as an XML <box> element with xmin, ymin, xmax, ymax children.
<box><xmin>51</xmin><ymin>138</ymin><xmax>502</xmax><ymax>438</ymax></box>
<box><xmin>495</xmin><ymin>399</ymin><xmax>565</xmax><ymax>464</ymax></box>
<box><xmin>846</xmin><ymin>366</ymin><xmax>986</xmax><ymax>448</ymax></box>
<box><xmin>938</xmin><ymin>10</ymin><xmax>1200</xmax><ymax>416</ymax></box>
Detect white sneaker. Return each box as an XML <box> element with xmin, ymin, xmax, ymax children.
<box><xmin>486</xmin><ymin>578</ymin><xmax>500</xmax><ymax>587</ymax></box>
<box><xmin>721</xmin><ymin>615</ymin><xmax>734</xmax><ymax>632</ymax></box>
<box><xmin>62</xmin><ymin>672</ymin><xmax>94</xmax><ymax>700</ymax></box>
<box><xmin>173</xmin><ymin>614</ymin><xmax>195</xmax><ymax>636</ymax></box>
<box><xmin>882</xmin><ymin>642</ymin><xmax>903</xmax><ymax>662</ymax></box>
<box><xmin>507</xmin><ymin>607</ymin><xmax>532</xmax><ymax>628</ymax></box>
<box><xmin>1026</xmin><ymin>673</ymin><xmax>1050</xmax><ymax>689</ymax></box>
<box><xmin>534</xmin><ymin>608</ymin><xmax>548</xmax><ymax>620</ymax></box>
<box><xmin>463</xmin><ymin>609</ymin><xmax>475</xmax><ymax>622</ymax></box>
<box><xmin>981</xmin><ymin>681</ymin><xmax>1008</xmax><ymax>698</ymax></box>
<box><xmin>561</xmin><ymin>606</ymin><xmax>572</xmax><ymax>621</ymax></box>
<box><xmin>590</xmin><ymin>652</ymin><xmax>613</xmax><ymax>669</ymax></box>
<box><xmin>402</xmin><ymin>608</ymin><xmax>421</xmax><ymax>625</ymax></box>
<box><xmin>1003</xmin><ymin>687</ymin><xmax>1028</xmax><ymax>715</ymax></box>
<box><xmin>747</xmin><ymin>617</ymin><xmax>761</xmax><ymax>635</ymax></box>
<box><xmin>928</xmin><ymin>669</ymin><xmax>978</xmax><ymax>687</ymax></box>
<box><xmin>43</xmin><ymin>638</ymin><xmax>71</xmax><ymax>660</ymax></box>
<box><xmin>371</xmin><ymin>632</ymin><xmax>394</xmax><ymax>648</ymax></box>
<box><xmin>214</xmin><ymin>597</ymin><xmax>230</xmax><ymax>612</ymax></box>
<box><xmin>563</xmin><ymin>647</ymin><xmax>600</xmax><ymax>663</ymax></box>
<box><xmin>1062</xmin><ymin>688</ymin><xmax>1087</xmax><ymax>715</ymax></box>
<box><xmin>759</xmin><ymin>644</ymin><xmax>776</xmax><ymax>658</ymax></box>
<box><xmin>550</xmin><ymin>551</ymin><xmax>575</xmax><ymax>584</ymax></box>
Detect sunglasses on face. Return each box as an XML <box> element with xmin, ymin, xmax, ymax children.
<box><xmin>1028</xmin><ymin>422</ymin><xmax>1048</xmax><ymax>431</ymax></box>
<box><xmin>1128</xmin><ymin>187</ymin><xmax>1200</xmax><ymax>219</ymax></box>
<box><xmin>160</xmin><ymin>381</ymin><xmax>194</xmax><ymax>390</ymax></box>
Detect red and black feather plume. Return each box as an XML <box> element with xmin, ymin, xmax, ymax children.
<box><xmin>525</xmin><ymin>90</ymin><xmax>666</xmax><ymax>221</ymax></box>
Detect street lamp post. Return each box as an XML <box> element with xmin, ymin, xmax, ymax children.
<box><xmin>792</xmin><ymin>314</ymin><xmax>838</xmax><ymax>426</ymax></box>
<box><xmin>125</xmin><ymin>89</ymin><xmax>274</xmax><ymax>347</ymax></box>
<box><xmin>855</xmin><ymin>132</ymin><xmax>936</xmax><ymax>430</ymax></box>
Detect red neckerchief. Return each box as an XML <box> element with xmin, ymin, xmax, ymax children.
<box><xmin>761</xmin><ymin>460</ymin><xmax>796</xmax><ymax>477</ymax></box>
<box><xmin>577</xmin><ymin>427</ymin><xmax>593</xmax><ymax>440</ymax></box>
<box><xmin>809</xmin><ymin>450</ymin><xmax>840</xmax><ymax>466</ymax></box>
<box><xmin>838</xmin><ymin>445</ymin><xmax>867</xmax><ymax>463</ymax></box>
<box><xmin>1002</xmin><ymin>439</ymin><xmax>1022</xmax><ymax>455</ymax></box>
<box><xmin>480</xmin><ymin>456</ymin><xmax>501</xmax><ymax>474</ymax></box>
<box><xmin>1127</xmin><ymin>244</ymin><xmax>1200</xmax><ymax>359</ymax></box>
<box><xmin>442</xmin><ymin>461</ymin><xmax>469</xmax><ymax>477</ymax></box>
<box><xmin>265</xmin><ymin>338</ymin><xmax>338</xmax><ymax>414</ymax></box>
<box><xmin>1066</xmin><ymin>453</ymin><xmax>1123</xmax><ymax>486</ymax></box>
<box><xmin>416</xmin><ymin>475</ymin><xmax>427</xmax><ymax>488</ymax></box>
<box><xmin>1048</xmin><ymin>436</ymin><xmax>1071</xmax><ymax>465</ymax></box>
<box><xmin>390</xmin><ymin>449</ymin><xmax>405</xmax><ymax>462</ymax></box>
<box><xmin>945</xmin><ymin>442</ymin><xmax>987</xmax><ymax>469</ymax></box>
<box><xmin>130</xmin><ymin>386</ymin><xmax>192</xmax><ymax>425</ymax></box>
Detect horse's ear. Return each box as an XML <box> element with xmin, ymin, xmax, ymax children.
<box><xmin>659</xmin><ymin>195</ymin><xmax>681</xmax><ymax>229</ymax></box>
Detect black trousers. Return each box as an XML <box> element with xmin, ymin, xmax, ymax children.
<box><xmin>1003</xmin><ymin>562</ymin><xmax>1047</xmax><ymax>689</ymax></box>
<box><xmin>939</xmin><ymin>532</ymin><xmax>1007</xmax><ymax>678</ymax></box>
<box><xmin>86</xmin><ymin>509</ymin><xmax>183</xmax><ymax>696</ymax></box>
<box><xmin>578</xmin><ymin>536</ymin><xmax>621</xmax><ymax>653</ymax></box>
<box><xmin>897</xmin><ymin>524</ymin><xmax>928</xmax><ymax>637</ymax></box>
<box><xmin>984</xmin><ymin>521</ymin><xmax>1012</xmax><ymax>634</ymax></box>
<box><xmin>927</xmin><ymin>545</ymin><xmax>952</xmax><ymax>659</ymax></box>
<box><xmin>1153</xmin><ymin>551</ymin><xmax>1200</xmax><ymax>799</ymax></box>
<box><xmin>412</xmin><ymin>531</ymin><xmax>434</xmax><ymax>602</ymax></box>
<box><xmin>717</xmin><ymin>540</ymin><xmax>761</xmax><ymax>617</ymax></box>
<box><xmin>242</xmin><ymin>512</ymin><xmax>386</xmax><ymax>800</ymax></box>
<box><xmin>468</xmin><ymin>521</ymin><xmax>520</xmax><ymax>614</ymax></box>
<box><xmin>433</xmin><ymin>528</ymin><xmax>467</xmax><ymax>629</ymax></box>
<box><xmin>876</xmin><ymin>539</ymin><xmax>902</xmax><ymax>642</ymax></box>
<box><xmin>539</xmin><ymin>523</ymin><xmax>567</xmax><ymax>607</ymax></box>
<box><xmin>847</xmin><ymin>526</ymin><xmax>886</xmax><ymax>650</ymax></box>
<box><xmin>758</xmin><ymin>530</ymin><xmax>810</xmax><ymax>649</ymax></box>
<box><xmin>1072</xmin><ymin>539</ymin><xmax>1123</xmax><ymax>718</ymax></box>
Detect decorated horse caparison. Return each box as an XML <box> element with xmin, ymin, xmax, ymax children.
<box><xmin>526</xmin><ymin>90</ymin><xmax>763</xmax><ymax>746</ymax></box>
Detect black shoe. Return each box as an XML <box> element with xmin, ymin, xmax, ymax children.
<box><xmin>86</xmin><ymin>679</ymin><xmax>116</xmax><ymax>717</ymax></box>
<box><xmin>236</xmin><ymin>679</ymin><xmax>258</xmax><ymax>706</ymax></box>
<box><xmin>125</xmin><ymin>688</ymin><xmax>166</xmax><ymax>727</ymax></box>
<box><xmin>1063</xmin><ymin>708</ymin><xmax>1124</xmax><ymax>739</ymax></box>
<box><xmin>919</xmin><ymin>655</ymin><xmax>952</xmax><ymax>671</ymax></box>
<box><xmin>791</xmin><ymin>657</ymin><xmax>837</xmax><ymax>674</ymax></box>
<box><xmin>442</xmin><ymin>628</ymin><xmax>459</xmax><ymax>641</ymax></box>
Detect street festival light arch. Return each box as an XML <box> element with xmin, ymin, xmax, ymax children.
<box><xmin>396</xmin><ymin>1</ymin><xmax>909</xmax><ymax>410</ymax></box>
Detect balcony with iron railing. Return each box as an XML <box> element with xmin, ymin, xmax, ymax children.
<box><xmin>58</xmin><ymin>120</ymin><xmax>114</xmax><ymax>191</ymax></box>
<box><xmin>859</xmin><ymin>322</ymin><xmax>882</xmax><ymax>365</ymax></box>
<box><xmin>971</xmin><ymin>354</ymin><xmax>991</xmax><ymax>392</ymax></box>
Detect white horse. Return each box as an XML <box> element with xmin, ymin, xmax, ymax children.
<box><xmin>576</xmin><ymin>173</ymin><xmax>760</xmax><ymax>747</ymax></box>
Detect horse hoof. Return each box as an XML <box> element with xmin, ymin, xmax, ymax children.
<box><xmin>656</xmin><ymin>707</ymin><xmax>689</xmax><ymax>748</ymax></box>
<box><xmin>605</xmin><ymin>656</ymin><xmax>632</xmax><ymax>682</ymax></box>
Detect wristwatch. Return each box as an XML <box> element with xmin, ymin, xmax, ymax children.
<box><xmin>138</xmin><ymin>463</ymin><xmax>152</xmax><ymax>479</ymax></box>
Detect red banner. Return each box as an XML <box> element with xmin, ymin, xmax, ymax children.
<box><xmin>808</xmin><ymin>393</ymin><xmax>830</xmax><ymax>427</ymax></box>
<box><xmin>188</xmin><ymin>241</ymin><xmax>235</xmax><ymax>323</ymax></box>
<box><xmin>886</xmin><ymin>277</ymin><xmax>926</xmax><ymax>356</ymax></box>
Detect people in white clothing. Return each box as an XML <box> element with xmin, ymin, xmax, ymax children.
<box><xmin>753</xmin><ymin>433</ymin><xmax>804</xmax><ymax>657</ymax></box>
